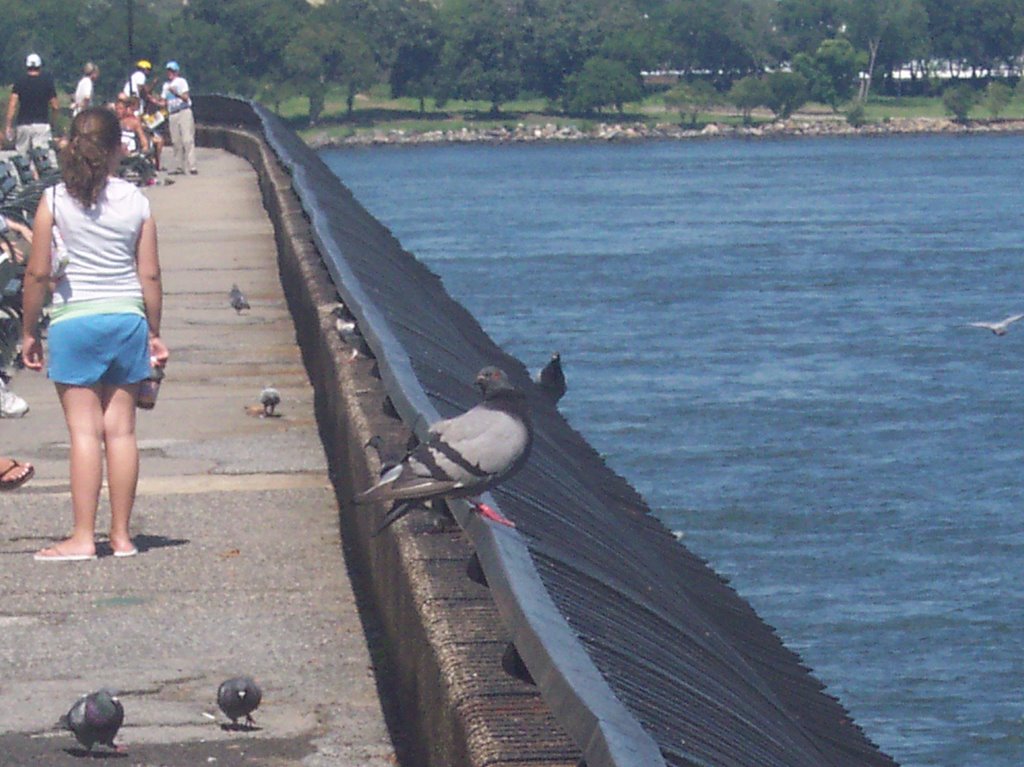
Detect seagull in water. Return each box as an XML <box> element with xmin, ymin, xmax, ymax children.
<box><xmin>229</xmin><ymin>284</ymin><xmax>250</xmax><ymax>314</ymax></box>
<box><xmin>355</xmin><ymin>366</ymin><xmax>532</xmax><ymax>534</ymax></box>
<box><xmin>535</xmin><ymin>351</ymin><xmax>566</xmax><ymax>404</ymax></box>
<box><xmin>60</xmin><ymin>689</ymin><xmax>125</xmax><ymax>753</ymax></box>
<box><xmin>259</xmin><ymin>386</ymin><xmax>281</xmax><ymax>417</ymax></box>
<box><xmin>967</xmin><ymin>313</ymin><xmax>1024</xmax><ymax>336</ymax></box>
<box><xmin>217</xmin><ymin>676</ymin><xmax>262</xmax><ymax>729</ymax></box>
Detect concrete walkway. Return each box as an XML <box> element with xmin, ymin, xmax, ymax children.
<box><xmin>0</xmin><ymin>149</ymin><xmax>397</xmax><ymax>765</ymax></box>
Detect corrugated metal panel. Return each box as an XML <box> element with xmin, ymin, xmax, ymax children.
<box><xmin>196</xmin><ymin>96</ymin><xmax>898</xmax><ymax>767</ymax></box>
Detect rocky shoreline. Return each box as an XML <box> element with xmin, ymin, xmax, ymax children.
<box><xmin>307</xmin><ymin>115</ymin><xmax>1024</xmax><ymax>149</ymax></box>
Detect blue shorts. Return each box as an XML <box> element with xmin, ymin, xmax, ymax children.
<box><xmin>48</xmin><ymin>313</ymin><xmax>151</xmax><ymax>386</ymax></box>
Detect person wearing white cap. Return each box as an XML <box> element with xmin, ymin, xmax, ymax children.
<box><xmin>73</xmin><ymin>62</ymin><xmax>100</xmax><ymax>117</ymax></box>
<box><xmin>157</xmin><ymin>60</ymin><xmax>196</xmax><ymax>175</ymax></box>
<box><xmin>4</xmin><ymin>53</ymin><xmax>59</xmax><ymax>155</ymax></box>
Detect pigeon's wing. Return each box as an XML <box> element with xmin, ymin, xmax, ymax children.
<box><xmin>354</xmin><ymin>454</ymin><xmax>462</xmax><ymax>504</ymax></box>
<box><xmin>1004</xmin><ymin>314</ymin><xmax>1024</xmax><ymax>325</ymax></box>
<box><xmin>968</xmin><ymin>322</ymin><xmax>996</xmax><ymax>330</ymax></box>
<box><xmin>430</xmin><ymin>405</ymin><xmax>530</xmax><ymax>477</ymax></box>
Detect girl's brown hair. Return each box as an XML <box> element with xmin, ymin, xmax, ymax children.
<box><xmin>59</xmin><ymin>106</ymin><xmax>121</xmax><ymax>207</ymax></box>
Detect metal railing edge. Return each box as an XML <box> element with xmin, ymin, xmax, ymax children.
<box><xmin>199</xmin><ymin>96</ymin><xmax>667</xmax><ymax>767</ymax></box>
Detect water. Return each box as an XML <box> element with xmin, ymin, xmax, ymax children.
<box><xmin>323</xmin><ymin>135</ymin><xmax>1024</xmax><ymax>767</ymax></box>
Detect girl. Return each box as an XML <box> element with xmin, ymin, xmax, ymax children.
<box><xmin>22</xmin><ymin>106</ymin><xmax>169</xmax><ymax>561</ymax></box>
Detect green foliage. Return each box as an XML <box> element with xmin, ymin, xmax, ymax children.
<box><xmin>764</xmin><ymin>71</ymin><xmax>809</xmax><ymax>118</ymax></box>
<box><xmin>792</xmin><ymin>37</ymin><xmax>861</xmax><ymax>111</ymax></box>
<box><xmin>983</xmin><ymin>80</ymin><xmax>1012</xmax><ymax>118</ymax></box>
<box><xmin>435</xmin><ymin>0</ymin><xmax>525</xmax><ymax>113</ymax></box>
<box><xmin>845</xmin><ymin>102</ymin><xmax>867</xmax><ymax>126</ymax></box>
<box><xmin>942</xmin><ymin>84</ymin><xmax>979</xmax><ymax>122</ymax></box>
<box><xmin>728</xmin><ymin>76</ymin><xmax>770</xmax><ymax>123</ymax></box>
<box><xmin>564</xmin><ymin>56</ymin><xmax>642</xmax><ymax>114</ymax></box>
<box><xmin>663</xmin><ymin>80</ymin><xmax>721</xmax><ymax>126</ymax></box>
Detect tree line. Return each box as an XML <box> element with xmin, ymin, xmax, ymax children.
<box><xmin>2</xmin><ymin>0</ymin><xmax>1024</xmax><ymax>122</ymax></box>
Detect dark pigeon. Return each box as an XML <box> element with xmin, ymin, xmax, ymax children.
<box><xmin>331</xmin><ymin>305</ymin><xmax>372</xmax><ymax>360</ymax></box>
<box><xmin>535</xmin><ymin>352</ymin><xmax>566</xmax><ymax>404</ymax></box>
<box><xmin>355</xmin><ymin>366</ymin><xmax>532</xmax><ymax>533</ymax></box>
<box><xmin>60</xmin><ymin>689</ymin><xmax>124</xmax><ymax>753</ymax></box>
<box><xmin>217</xmin><ymin>676</ymin><xmax>262</xmax><ymax>729</ymax></box>
<box><xmin>229</xmin><ymin>284</ymin><xmax>250</xmax><ymax>314</ymax></box>
<box><xmin>259</xmin><ymin>386</ymin><xmax>280</xmax><ymax>417</ymax></box>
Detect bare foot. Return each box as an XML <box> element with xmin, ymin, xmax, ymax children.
<box><xmin>34</xmin><ymin>540</ymin><xmax>97</xmax><ymax>562</ymax></box>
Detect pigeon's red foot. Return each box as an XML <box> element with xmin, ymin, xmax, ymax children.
<box><xmin>473</xmin><ymin>501</ymin><xmax>516</xmax><ymax>528</ymax></box>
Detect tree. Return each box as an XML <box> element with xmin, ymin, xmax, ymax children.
<box><xmin>564</xmin><ymin>56</ymin><xmax>642</xmax><ymax>114</ymax></box>
<box><xmin>775</xmin><ymin>0</ymin><xmax>843</xmax><ymax>57</ymax></box>
<box><xmin>843</xmin><ymin>0</ymin><xmax>929</xmax><ymax>101</ymax></box>
<box><xmin>389</xmin><ymin>2</ymin><xmax>444</xmax><ymax>114</ymax></box>
<box><xmin>284</xmin><ymin>6</ymin><xmax>377</xmax><ymax>123</ymax></box>
<box><xmin>728</xmin><ymin>76</ymin><xmax>770</xmax><ymax>123</ymax></box>
<box><xmin>520</xmin><ymin>0</ymin><xmax>646</xmax><ymax>102</ymax></box>
<box><xmin>942</xmin><ymin>84</ymin><xmax>978</xmax><ymax>122</ymax></box>
<box><xmin>764</xmin><ymin>71</ymin><xmax>809</xmax><ymax>118</ymax></box>
<box><xmin>792</xmin><ymin>37</ymin><xmax>861</xmax><ymax>111</ymax></box>
<box><xmin>654</xmin><ymin>0</ymin><xmax>763</xmax><ymax>79</ymax></box>
<box><xmin>983</xmin><ymin>80</ymin><xmax>1012</xmax><ymax>117</ymax></box>
<box><xmin>169</xmin><ymin>0</ymin><xmax>308</xmax><ymax>96</ymax></box>
<box><xmin>663</xmin><ymin>80</ymin><xmax>721</xmax><ymax>126</ymax></box>
<box><xmin>436</xmin><ymin>0</ymin><xmax>525</xmax><ymax>113</ymax></box>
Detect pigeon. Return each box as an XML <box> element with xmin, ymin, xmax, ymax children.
<box><xmin>535</xmin><ymin>352</ymin><xmax>566</xmax><ymax>404</ymax></box>
<box><xmin>967</xmin><ymin>313</ymin><xmax>1024</xmax><ymax>336</ymax></box>
<box><xmin>60</xmin><ymin>689</ymin><xmax>125</xmax><ymax>753</ymax></box>
<box><xmin>365</xmin><ymin>435</ymin><xmax>403</xmax><ymax>475</ymax></box>
<box><xmin>229</xmin><ymin>284</ymin><xmax>250</xmax><ymax>314</ymax></box>
<box><xmin>259</xmin><ymin>386</ymin><xmax>281</xmax><ymax>417</ymax></box>
<box><xmin>331</xmin><ymin>305</ymin><xmax>372</xmax><ymax>360</ymax></box>
<box><xmin>355</xmin><ymin>366</ymin><xmax>532</xmax><ymax>533</ymax></box>
<box><xmin>217</xmin><ymin>676</ymin><xmax>262</xmax><ymax>729</ymax></box>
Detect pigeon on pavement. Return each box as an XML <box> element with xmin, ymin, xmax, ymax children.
<box><xmin>355</xmin><ymin>366</ymin><xmax>532</xmax><ymax>533</ymax></box>
<box><xmin>535</xmin><ymin>352</ymin><xmax>566</xmax><ymax>404</ymax></box>
<box><xmin>217</xmin><ymin>676</ymin><xmax>262</xmax><ymax>729</ymax></box>
<box><xmin>967</xmin><ymin>313</ymin><xmax>1024</xmax><ymax>336</ymax></box>
<box><xmin>60</xmin><ymin>689</ymin><xmax>125</xmax><ymax>753</ymax></box>
<box><xmin>229</xmin><ymin>284</ymin><xmax>250</xmax><ymax>314</ymax></box>
<box><xmin>259</xmin><ymin>386</ymin><xmax>281</xmax><ymax>417</ymax></box>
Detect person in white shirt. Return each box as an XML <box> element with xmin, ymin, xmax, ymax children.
<box><xmin>72</xmin><ymin>62</ymin><xmax>99</xmax><ymax>117</ymax></box>
<box><xmin>157</xmin><ymin>60</ymin><xmax>196</xmax><ymax>175</ymax></box>
<box><xmin>122</xmin><ymin>60</ymin><xmax>152</xmax><ymax>116</ymax></box>
<box><xmin>21</xmin><ymin>106</ymin><xmax>169</xmax><ymax>561</ymax></box>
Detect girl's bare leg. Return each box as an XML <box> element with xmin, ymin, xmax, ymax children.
<box><xmin>37</xmin><ymin>384</ymin><xmax>104</xmax><ymax>557</ymax></box>
<box><xmin>102</xmin><ymin>384</ymin><xmax>140</xmax><ymax>553</ymax></box>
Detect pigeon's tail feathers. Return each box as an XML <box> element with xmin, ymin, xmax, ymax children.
<box><xmin>354</xmin><ymin>463</ymin><xmax>404</xmax><ymax>504</ymax></box>
<box><xmin>355</xmin><ymin>465</ymin><xmax>462</xmax><ymax>505</ymax></box>
<box><xmin>373</xmin><ymin>501</ymin><xmax>416</xmax><ymax>536</ymax></box>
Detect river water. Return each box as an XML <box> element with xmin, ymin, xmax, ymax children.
<box><xmin>323</xmin><ymin>135</ymin><xmax>1024</xmax><ymax>767</ymax></box>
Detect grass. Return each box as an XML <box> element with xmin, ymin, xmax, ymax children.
<box><xmin>274</xmin><ymin>85</ymin><xmax>1024</xmax><ymax>144</ymax></box>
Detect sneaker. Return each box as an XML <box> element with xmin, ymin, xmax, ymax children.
<box><xmin>0</xmin><ymin>378</ymin><xmax>28</xmax><ymax>418</ymax></box>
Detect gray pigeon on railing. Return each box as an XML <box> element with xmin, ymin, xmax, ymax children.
<box><xmin>217</xmin><ymin>676</ymin><xmax>262</xmax><ymax>729</ymax></box>
<box><xmin>60</xmin><ymin>689</ymin><xmax>125</xmax><ymax>753</ymax></box>
<box><xmin>535</xmin><ymin>351</ymin><xmax>566</xmax><ymax>404</ymax></box>
<box><xmin>229</xmin><ymin>284</ymin><xmax>250</xmax><ymax>314</ymax></box>
<box><xmin>356</xmin><ymin>366</ymin><xmax>532</xmax><ymax>533</ymax></box>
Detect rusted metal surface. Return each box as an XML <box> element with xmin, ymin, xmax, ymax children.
<box><xmin>196</xmin><ymin>96</ymin><xmax>898</xmax><ymax>767</ymax></box>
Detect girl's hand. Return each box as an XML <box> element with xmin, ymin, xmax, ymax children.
<box><xmin>21</xmin><ymin>335</ymin><xmax>43</xmax><ymax>371</ymax></box>
<box><xmin>149</xmin><ymin>336</ymin><xmax>169</xmax><ymax>367</ymax></box>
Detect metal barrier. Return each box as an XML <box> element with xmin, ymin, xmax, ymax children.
<box><xmin>195</xmin><ymin>95</ymin><xmax>899</xmax><ymax>767</ymax></box>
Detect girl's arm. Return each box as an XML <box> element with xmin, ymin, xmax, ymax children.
<box><xmin>136</xmin><ymin>216</ymin><xmax>168</xmax><ymax>365</ymax></box>
<box><xmin>21</xmin><ymin>196</ymin><xmax>53</xmax><ymax>371</ymax></box>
